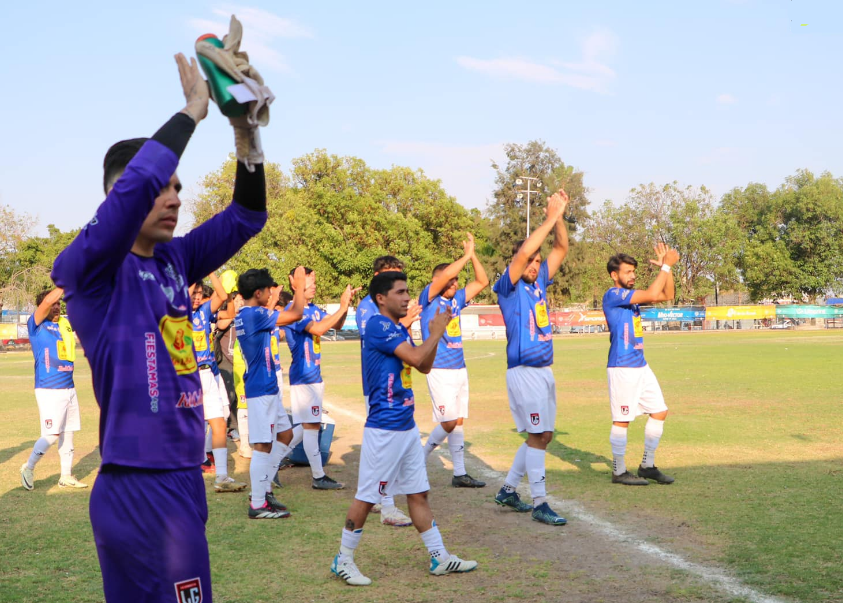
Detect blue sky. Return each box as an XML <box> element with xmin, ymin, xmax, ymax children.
<box><xmin>1</xmin><ymin>0</ymin><xmax>839</xmax><ymax>236</ymax></box>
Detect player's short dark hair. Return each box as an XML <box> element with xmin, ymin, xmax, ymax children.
<box><xmin>511</xmin><ymin>239</ymin><xmax>526</xmax><ymax>258</ymax></box>
<box><xmin>103</xmin><ymin>138</ymin><xmax>148</xmax><ymax>194</ymax></box>
<box><xmin>238</xmin><ymin>269</ymin><xmax>275</xmax><ymax>300</ymax></box>
<box><xmin>35</xmin><ymin>288</ymin><xmax>54</xmax><ymax>307</ymax></box>
<box><xmin>276</xmin><ymin>291</ymin><xmax>293</xmax><ymax>308</ymax></box>
<box><xmin>288</xmin><ymin>267</ymin><xmax>314</xmax><ymax>277</ymax></box>
<box><xmin>432</xmin><ymin>263</ymin><xmax>449</xmax><ymax>277</ymax></box>
<box><xmin>607</xmin><ymin>253</ymin><xmax>638</xmax><ymax>275</ymax></box>
<box><xmin>373</xmin><ymin>256</ymin><xmax>404</xmax><ymax>274</ymax></box>
<box><xmin>370</xmin><ymin>271</ymin><xmax>407</xmax><ymax>307</ymax></box>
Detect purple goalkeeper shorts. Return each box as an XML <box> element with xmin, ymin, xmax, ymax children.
<box><xmin>90</xmin><ymin>466</ymin><xmax>212</xmax><ymax>603</ymax></box>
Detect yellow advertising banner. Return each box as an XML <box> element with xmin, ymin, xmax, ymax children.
<box><xmin>0</xmin><ymin>323</ymin><xmax>18</xmax><ymax>339</ymax></box>
<box><xmin>705</xmin><ymin>305</ymin><xmax>776</xmax><ymax>320</ymax></box>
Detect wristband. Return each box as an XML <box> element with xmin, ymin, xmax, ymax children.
<box><xmin>661</xmin><ymin>264</ymin><xmax>672</xmax><ymax>273</ymax></box>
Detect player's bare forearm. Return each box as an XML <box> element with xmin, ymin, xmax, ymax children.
<box><xmin>34</xmin><ymin>288</ymin><xmax>64</xmax><ymax>325</ymax></box>
<box><xmin>663</xmin><ymin>271</ymin><xmax>675</xmax><ymax>302</ymax></box>
<box><xmin>394</xmin><ymin>336</ymin><xmax>441</xmax><ymax>374</ymax></box>
<box><xmin>276</xmin><ymin>289</ymin><xmax>305</xmax><ymax>326</ymax></box>
<box><xmin>546</xmin><ymin>217</ymin><xmax>569</xmax><ymax>279</ymax></box>
<box><xmin>209</xmin><ymin>273</ymin><xmax>227</xmax><ymax>313</ymax></box>
<box><xmin>428</xmin><ymin>255</ymin><xmax>471</xmax><ymax>300</ymax></box>
<box><xmin>508</xmin><ymin>215</ymin><xmax>557</xmax><ymax>285</ymax></box>
<box><xmin>630</xmin><ymin>272</ymin><xmax>670</xmax><ymax>305</ymax></box>
<box><xmin>307</xmin><ymin>309</ymin><xmax>349</xmax><ymax>336</ymax></box>
<box><xmin>464</xmin><ymin>254</ymin><xmax>490</xmax><ymax>301</ymax></box>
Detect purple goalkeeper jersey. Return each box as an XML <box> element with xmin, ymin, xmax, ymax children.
<box><xmin>52</xmin><ymin>139</ymin><xmax>266</xmax><ymax>470</ymax></box>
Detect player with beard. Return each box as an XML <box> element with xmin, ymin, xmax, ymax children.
<box><xmin>20</xmin><ymin>288</ymin><xmax>87</xmax><ymax>490</ymax></box>
<box><xmin>492</xmin><ymin>191</ymin><xmax>569</xmax><ymax>526</ymax></box>
<box><xmin>602</xmin><ymin>243</ymin><xmax>679</xmax><ymax>486</ymax></box>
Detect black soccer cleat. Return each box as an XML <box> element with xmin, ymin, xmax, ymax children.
<box><xmin>612</xmin><ymin>471</ymin><xmax>649</xmax><ymax>486</ymax></box>
<box><xmin>637</xmin><ymin>465</ymin><xmax>674</xmax><ymax>484</ymax></box>
<box><xmin>452</xmin><ymin>474</ymin><xmax>487</xmax><ymax>488</ymax></box>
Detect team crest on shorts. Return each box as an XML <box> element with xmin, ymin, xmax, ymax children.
<box><xmin>530</xmin><ymin>413</ymin><xmax>540</xmax><ymax>425</ymax></box>
<box><xmin>174</xmin><ymin>577</ymin><xmax>202</xmax><ymax>603</ymax></box>
<box><xmin>621</xmin><ymin>406</ymin><xmax>629</xmax><ymax>415</ymax></box>
<box><xmin>438</xmin><ymin>405</ymin><xmax>445</xmax><ymax>415</ymax></box>
<box><xmin>311</xmin><ymin>406</ymin><xmax>320</xmax><ymax>416</ymax></box>
<box><xmin>45</xmin><ymin>419</ymin><xmax>52</xmax><ymax>429</ymax></box>
<box><xmin>378</xmin><ymin>481</ymin><xmax>388</xmax><ymax>496</ymax></box>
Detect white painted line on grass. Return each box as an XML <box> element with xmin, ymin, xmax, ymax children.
<box><xmin>325</xmin><ymin>399</ymin><xmax>786</xmax><ymax>603</ymax></box>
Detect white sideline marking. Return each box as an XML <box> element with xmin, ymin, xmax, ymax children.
<box><xmin>464</xmin><ymin>352</ymin><xmax>497</xmax><ymax>361</ymax></box>
<box><xmin>325</xmin><ymin>399</ymin><xmax>786</xmax><ymax>603</ymax></box>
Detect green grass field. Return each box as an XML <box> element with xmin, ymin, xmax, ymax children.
<box><xmin>1</xmin><ymin>330</ymin><xmax>841</xmax><ymax>602</ymax></box>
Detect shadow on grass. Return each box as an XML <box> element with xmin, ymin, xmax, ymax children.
<box><xmin>5</xmin><ymin>447</ymin><xmax>100</xmax><ymax>493</ymax></box>
<box><xmin>0</xmin><ymin>440</ymin><xmax>35</xmax><ymax>466</ymax></box>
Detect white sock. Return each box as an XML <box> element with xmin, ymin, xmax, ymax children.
<box><xmin>237</xmin><ymin>409</ymin><xmax>249</xmax><ymax>446</ymax></box>
<box><xmin>381</xmin><ymin>495</ymin><xmax>395</xmax><ymax>509</ymax></box>
<box><xmin>28</xmin><ymin>435</ymin><xmax>58</xmax><ymax>470</ymax></box>
<box><xmin>339</xmin><ymin>527</ymin><xmax>363</xmax><ymax>559</ymax></box>
<box><xmin>289</xmin><ymin>424</ymin><xmax>304</xmax><ymax>449</ymax></box>
<box><xmin>266</xmin><ymin>440</ymin><xmax>291</xmax><ymax>492</ymax></box>
<box><xmin>642</xmin><ymin>418</ymin><xmax>665</xmax><ymax>468</ymax></box>
<box><xmin>212</xmin><ymin>448</ymin><xmax>228</xmax><ymax>479</ymax></box>
<box><xmin>204</xmin><ymin>424</ymin><xmax>213</xmax><ymax>454</ymax></box>
<box><xmin>448</xmin><ymin>425</ymin><xmax>466</xmax><ymax>476</ymax></box>
<box><xmin>504</xmin><ymin>442</ymin><xmax>528</xmax><ymax>491</ymax></box>
<box><xmin>525</xmin><ymin>447</ymin><xmax>547</xmax><ymax>505</ymax></box>
<box><xmin>610</xmin><ymin>425</ymin><xmax>628</xmax><ymax>476</ymax></box>
<box><xmin>424</xmin><ymin>425</ymin><xmax>448</xmax><ymax>460</ymax></box>
<box><xmin>420</xmin><ymin>521</ymin><xmax>449</xmax><ymax>561</ymax></box>
<box><xmin>249</xmin><ymin>450</ymin><xmax>270</xmax><ymax>507</ymax></box>
<box><xmin>58</xmin><ymin>432</ymin><xmax>74</xmax><ymax>476</ymax></box>
<box><xmin>303</xmin><ymin>429</ymin><xmax>324</xmax><ymax>479</ymax></box>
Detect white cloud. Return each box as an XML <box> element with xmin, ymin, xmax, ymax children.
<box><xmin>188</xmin><ymin>5</ymin><xmax>313</xmax><ymax>74</ymax></box>
<box><xmin>716</xmin><ymin>93</ymin><xmax>737</xmax><ymax>105</ymax></box>
<box><xmin>375</xmin><ymin>141</ymin><xmax>506</xmax><ymax>209</ymax></box>
<box><xmin>456</xmin><ymin>29</ymin><xmax>618</xmax><ymax>94</ymax></box>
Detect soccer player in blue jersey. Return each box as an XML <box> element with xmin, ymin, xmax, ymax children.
<box><xmin>603</xmin><ymin>243</ymin><xmax>679</xmax><ymax>486</ymax></box>
<box><xmin>20</xmin><ymin>288</ymin><xmax>87</xmax><ymax>490</ymax></box>
<box><xmin>284</xmin><ymin>268</ymin><xmax>360</xmax><ymax>489</ymax></box>
<box><xmin>191</xmin><ymin>273</ymin><xmax>246</xmax><ymax>492</ymax></box>
<box><xmin>52</xmin><ymin>52</ymin><xmax>271</xmax><ymax>601</ymax></box>
<box><xmin>492</xmin><ymin>191</ymin><xmax>569</xmax><ymax>526</ymax></box>
<box><xmin>236</xmin><ymin>268</ymin><xmax>306</xmax><ymax>518</ymax></box>
<box><xmin>355</xmin><ymin>256</ymin><xmax>415</xmax><ymax>526</ymax></box>
<box><xmin>331</xmin><ymin>271</ymin><xmax>477</xmax><ymax>586</ymax></box>
<box><xmin>420</xmin><ymin>233</ymin><xmax>489</xmax><ymax>487</ymax></box>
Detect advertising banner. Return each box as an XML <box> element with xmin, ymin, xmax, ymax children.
<box><xmin>640</xmin><ymin>307</ymin><xmax>706</xmax><ymax>321</ymax></box>
<box><xmin>775</xmin><ymin>305</ymin><xmax>843</xmax><ymax>319</ymax></box>
<box><xmin>552</xmin><ymin>311</ymin><xmax>607</xmax><ymax>327</ymax></box>
<box><xmin>0</xmin><ymin>324</ymin><xmax>18</xmax><ymax>340</ymax></box>
<box><xmin>705</xmin><ymin>305</ymin><xmax>776</xmax><ymax>320</ymax></box>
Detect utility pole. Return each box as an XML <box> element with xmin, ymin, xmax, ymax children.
<box><xmin>515</xmin><ymin>176</ymin><xmax>541</xmax><ymax>236</ymax></box>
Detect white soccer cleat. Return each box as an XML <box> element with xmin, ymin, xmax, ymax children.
<box><xmin>381</xmin><ymin>506</ymin><xmax>413</xmax><ymax>527</ymax></box>
<box><xmin>20</xmin><ymin>464</ymin><xmax>34</xmax><ymax>491</ymax></box>
<box><xmin>238</xmin><ymin>444</ymin><xmax>252</xmax><ymax>459</ymax></box>
<box><xmin>331</xmin><ymin>554</ymin><xmax>372</xmax><ymax>586</ymax></box>
<box><xmin>370</xmin><ymin>503</ymin><xmax>382</xmax><ymax>514</ymax></box>
<box><xmin>57</xmin><ymin>475</ymin><xmax>88</xmax><ymax>489</ymax></box>
<box><xmin>429</xmin><ymin>554</ymin><xmax>478</xmax><ymax>576</ymax></box>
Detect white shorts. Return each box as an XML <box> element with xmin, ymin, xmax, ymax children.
<box><xmin>246</xmin><ymin>393</ymin><xmax>293</xmax><ymax>444</ymax></box>
<box><xmin>35</xmin><ymin>388</ymin><xmax>81</xmax><ymax>437</ymax></box>
<box><xmin>607</xmin><ymin>365</ymin><xmax>668</xmax><ymax>422</ymax></box>
<box><xmin>506</xmin><ymin>366</ymin><xmax>557</xmax><ymax>433</ymax></box>
<box><xmin>356</xmin><ymin>426</ymin><xmax>430</xmax><ymax>503</ymax></box>
<box><xmin>275</xmin><ymin>369</ymin><xmax>284</xmax><ymax>397</ymax></box>
<box><xmin>426</xmin><ymin>368</ymin><xmax>469</xmax><ymax>423</ymax></box>
<box><xmin>200</xmin><ymin>368</ymin><xmax>227</xmax><ymax>421</ymax></box>
<box><xmin>291</xmin><ymin>382</ymin><xmax>325</xmax><ymax>424</ymax></box>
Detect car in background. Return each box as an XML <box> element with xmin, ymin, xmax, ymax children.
<box><xmin>769</xmin><ymin>320</ymin><xmax>794</xmax><ymax>330</ymax></box>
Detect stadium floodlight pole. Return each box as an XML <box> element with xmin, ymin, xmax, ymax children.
<box><xmin>515</xmin><ymin>176</ymin><xmax>541</xmax><ymax>236</ymax></box>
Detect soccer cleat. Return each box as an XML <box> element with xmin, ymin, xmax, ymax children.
<box><xmin>248</xmin><ymin>502</ymin><xmax>290</xmax><ymax>519</ymax></box>
<box><xmin>313</xmin><ymin>475</ymin><xmax>345</xmax><ymax>490</ymax></box>
<box><xmin>57</xmin><ymin>475</ymin><xmax>88</xmax><ymax>489</ymax></box>
<box><xmin>272</xmin><ymin>471</ymin><xmax>283</xmax><ymax>489</ymax></box>
<box><xmin>531</xmin><ymin>502</ymin><xmax>567</xmax><ymax>526</ymax></box>
<box><xmin>201</xmin><ymin>453</ymin><xmax>215</xmax><ymax>474</ymax></box>
<box><xmin>228</xmin><ymin>429</ymin><xmax>240</xmax><ymax>442</ymax></box>
<box><xmin>612</xmin><ymin>471</ymin><xmax>650</xmax><ymax>486</ymax></box>
<box><xmin>331</xmin><ymin>554</ymin><xmax>372</xmax><ymax>586</ymax></box>
<box><xmin>238</xmin><ymin>444</ymin><xmax>252</xmax><ymax>459</ymax></box>
<box><xmin>214</xmin><ymin>476</ymin><xmax>247</xmax><ymax>493</ymax></box>
<box><xmin>452</xmin><ymin>474</ymin><xmax>486</xmax><ymax>488</ymax></box>
<box><xmin>494</xmin><ymin>487</ymin><xmax>533</xmax><ymax>512</ymax></box>
<box><xmin>637</xmin><ymin>465</ymin><xmax>675</xmax><ymax>484</ymax></box>
<box><xmin>429</xmin><ymin>554</ymin><xmax>478</xmax><ymax>575</ymax></box>
<box><xmin>381</xmin><ymin>506</ymin><xmax>413</xmax><ymax>527</ymax></box>
<box><xmin>20</xmin><ymin>464</ymin><xmax>34</xmax><ymax>491</ymax></box>
<box><xmin>265</xmin><ymin>492</ymin><xmax>288</xmax><ymax>512</ymax></box>
<box><xmin>370</xmin><ymin>503</ymin><xmax>382</xmax><ymax>514</ymax></box>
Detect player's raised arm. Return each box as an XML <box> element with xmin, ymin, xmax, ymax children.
<box><xmin>208</xmin><ymin>272</ymin><xmax>228</xmax><ymax>313</ymax></box>
<box><xmin>52</xmin><ymin>55</ymin><xmax>207</xmax><ymax>294</ymax></box>
<box><xmin>507</xmin><ymin>192</ymin><xmax>567</xmax><ymax>285</ymax></box>
<box><xmin>630</xmin><ymin>244</ymin><xmax>680</xmax><ymax>305</ymax></box>
<box><xmin>276</xmin><ymin>267</ymin><xmax>306</xmax><ymax>326</ymax></box>
<box><xmin>464</xmin><ymin>237</ymin><xmax>490</xmax><ymax>302</ymax></box>
<box><xmin>399</xmin><ymin>300</ymin><xmax>422</xmax><ymax>329</ymax></box>
<box><xmin>545</xmin><ymin>190</ymin><xmax>570</xmax><ymax>280</ymax></box>
<box><xmin>394</xmin><ymin>307</ymin><xmax>452</xmax><ymax>374</ymax></box>
<box><xmin>33</xmin><ymin>288</ymin><xmax>64</xmax><ymax>326</ymax></box>
<box><xmin>307</xmin><ymin>285</ymin><xmax>361</xmax><ymax>336</ymax></box>
<box><xmin>427</xmin><ymin>235</ymin><xmax>475</xmax><ymax>301</ymax></box>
